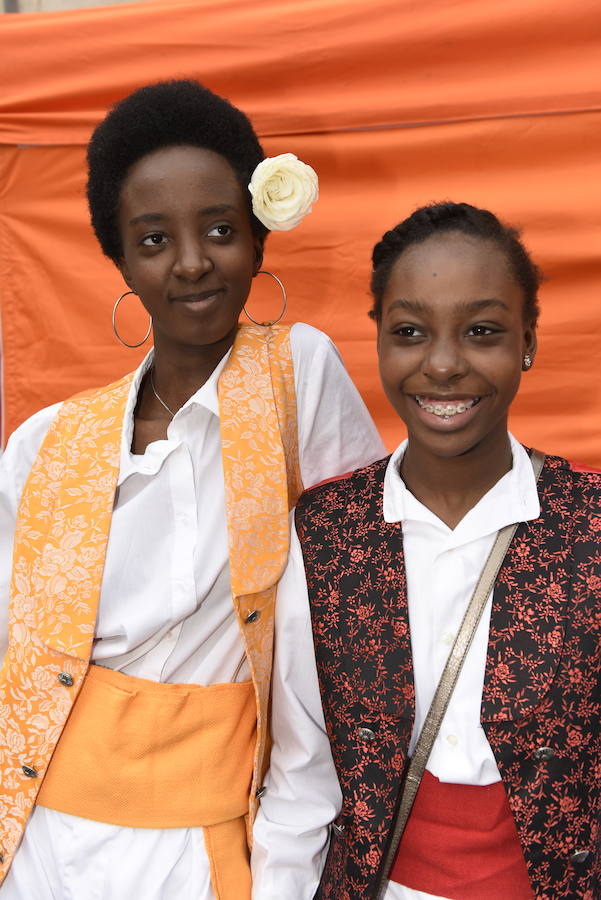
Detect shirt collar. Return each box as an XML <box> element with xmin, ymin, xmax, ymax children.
<box><xmin>383</xmin><ymin>433</ymin><xmax>541</xmax><ymax>544</ymax></box>
<box><xmin>117</xmin><ymin>346</ymin><xmax>232</xmax><ymax>485</ymax></box>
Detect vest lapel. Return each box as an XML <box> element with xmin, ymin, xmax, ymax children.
<box><xmin>16</xmin><ymin>374</ymin><xmax>132</xmax><ymax>661</ymax></box>
<box><xmin>482</xmin><ymin>457</ymin><xmax>574</xmax><ymax>722</ymax></box>
<box><xmin>218</xmin><ymin>324</ymin><xmax>300</xmax><ymax>597</ymax></box>
<box><xmin>217</xmin><ymin>323</ymin><xmax>301</xmax><ymax>829</ymax></box>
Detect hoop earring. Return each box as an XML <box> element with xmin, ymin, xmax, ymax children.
<box><xmin>112</xmin><ymin>291</ymin><xmax>152</xmax><ymax>348</ymax></box>
<box><xmin>243</xmin><ymin>271</ymin><xmax>287</xmax><ymax>326</ymax></box>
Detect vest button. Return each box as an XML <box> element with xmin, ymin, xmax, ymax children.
<box><xmin>570</xmin><ymin>850</ymin><xmax>590</xmax><ymax>864</ymax></box>
<box><xmin>22</xmin><ymin>765</ymin><xmax>38</xmax><ymax>778</ymax></box>
<box><xmin>533</xmin><ymin>746</ymin><xmax>555</xmax><ymax>762</ymax></box>
<box><xmin>245</xmin><ymin>610</ymin><xmax>260</xmax><ymax>624</ymax></box>
<box><xmin>58</xmin><ymin>672</ymin><xmax>74</xmax><ymax>687</ymax></box>
<box><xmin>0</xmin><ymin>852</ymin><xmax>4</xmax><ymax>863</ymax></box>
<box><xmin>255</xmin><ymin>785</ymin><xmax>267</xmax><ymax>798</ymax></box>
<box><xmin>358</xmin><ymin>726</ymin><xmax>376</xmax><ymax>742</ymax></box>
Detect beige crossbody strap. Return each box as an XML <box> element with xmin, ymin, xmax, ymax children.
<box><xmin>376</xmin><ymin>448</ymin><xmax>546</xmax><ymax>898</ymax></box>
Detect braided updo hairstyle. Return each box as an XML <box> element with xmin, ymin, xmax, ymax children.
<box><xmin>369</xmin><ymin>202</ymin><xmax>542</xmax><ymax>325</ymax></box>
<box><xmin>87</xmin><ymin>79</ymin><xmax>268</xmax><ymax>263</ymax></box>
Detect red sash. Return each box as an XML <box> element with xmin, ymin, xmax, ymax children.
<box><xmin>390</xmin><ymin>771</ymin><xmax>533</xmax><ymax>900</ymax></box>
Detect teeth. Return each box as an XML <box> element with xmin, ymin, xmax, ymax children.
<box><xmin>416</xmin><ymin>397</ymin><xmax>478</xmax><ymax>418</ymax></box>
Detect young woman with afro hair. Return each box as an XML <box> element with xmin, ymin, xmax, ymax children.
<box><xmin>0</xmin><ymin>80</ymin><xmax>384</xmax><ymax>899</ymax></box>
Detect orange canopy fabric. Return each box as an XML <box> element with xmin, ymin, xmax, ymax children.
<box><xmin>1</xmin><ymin>0</ymin><xmax>600</xmax><ymax>464</ymax></box>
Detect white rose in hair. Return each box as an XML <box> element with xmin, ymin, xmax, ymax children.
<box><xmin>248</xmin><ymin>153</ymin><xmax>319</xmax><ymax>231</ymax></box>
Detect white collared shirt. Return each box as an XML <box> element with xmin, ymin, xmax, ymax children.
<box><xmin>0</xmin><ymin>322</ymin><xmax>385</xmax><ymax>900</ymax></box>
<box><xmin>252</xmin><ymin>435</ymin><xmax>540</xmax><ymax>900</ymax></box>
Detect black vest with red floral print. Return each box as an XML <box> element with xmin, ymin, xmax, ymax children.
<box><xmin>295</xmin><ymin>453</ymin><xmax>600</xmax><ymax>900</ymax></box>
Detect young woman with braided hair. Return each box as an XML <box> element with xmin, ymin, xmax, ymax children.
<box><xmin>253</xmin><ymin>202</ymin><xmax>599</xmax><ymax>900</ymax></box>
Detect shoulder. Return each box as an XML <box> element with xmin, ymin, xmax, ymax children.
<box><xmin>538</xmin><ymin>451</ymin><xmax>600</xmax><ymax>494</ymax></box>
<box><xmin>3</xmin><ymin>402</ymin><xmax>63</xmax><ymax>460</ymax></box>
<box><xmin>568</xmin><ymin>463</ymin><xmax>600</xmax><ymax>524</ymax></box>
<box><xmin>296</xmin><ymin>456</ymin><xmax>390</xmax><ymax>521</ymax></box>
<box><xmin>60</xmin><ymin>371</ymin><xmax>135</xmax><ymax>414</ymax></box>
<box><xmin>1</xmin><ymin>402</ymin><xmax>63</xmax><ymax>501</ymax></box>
<box><xmin>3</xmin><ymin>371</ymin><xmax>135</xmax><ymax>466</ymax></box>
<box><xmin>536</xmin><ymin>452</ymin><xmax>600</xmax><ymax>540</ymax></box>
<box><xmin>289</xmin><ymin>322</ymin><xmax>343</xmax><ymax>369</ymax></box>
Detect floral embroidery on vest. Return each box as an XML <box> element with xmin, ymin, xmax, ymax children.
<box><xmin>296</xmin><ymin>455</ymin><xmax>600</xmax><ymax>900</ymax></box>
<box><xmin>0</xmin><ymin>324</ymin><xmax>301</xmax><ymax>880</ymax></box>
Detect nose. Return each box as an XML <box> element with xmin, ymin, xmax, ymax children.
<box><xmin>422</xmin><ymin>335</ymin><xmax>469</xmax><ymax>382</ymax></box>
<box><xmin>172</xmin><ymin>238</ymin><xmax>213</xmax><ymax>281</ymax></box>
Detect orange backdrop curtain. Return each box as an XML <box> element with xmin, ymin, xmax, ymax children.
<box><xmin>0</xmin><ymin>0</ymin><xmax>600</xmax><ymax>463</ymax></box>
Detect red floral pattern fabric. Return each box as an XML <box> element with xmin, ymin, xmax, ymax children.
<box><xmin>295</xmin><ymin>453</ymin><xmax>600</xmax><ymax>900</ymax></box>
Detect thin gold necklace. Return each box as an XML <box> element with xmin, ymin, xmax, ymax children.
<box><xmin>150</xmin><ymin>368</ymin><xmax>176</xmax><ymax>419</ymax></box>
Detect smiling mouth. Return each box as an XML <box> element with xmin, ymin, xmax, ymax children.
<box><xmin>170</xmin><ymin>288</ymin><xmax>223</xmax><ymax>303</ymax></box>
<box><xmin>414</xmin><ymin>395</ymin><xmax>482</xmax><ymax>418</ymax></box>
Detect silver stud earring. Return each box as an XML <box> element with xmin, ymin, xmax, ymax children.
<box><xmin>523</xmin><ymin>354</ymin><xmax>533</xmax><ymax>369</ymax></box>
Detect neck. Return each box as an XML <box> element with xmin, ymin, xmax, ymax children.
<box><xmin>400</xmin><ymin>424</ymin><xmax>513</xmax><ymax>529</ymax></box>
<box><xmin>142</xmin><ymin>328</ymin><xmax>237</xmax><ymax>418</ymax></box>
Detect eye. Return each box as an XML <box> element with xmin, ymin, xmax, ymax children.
<box><xmin>140</xmin><ymin>233</ymin><xmax>166</xmax><ymax>247</ymax></box>
<box><xmin>208</xmin><ymin>224</ymin><xmax>233</xmax><ymax>238</ymax></box>
<box><xmin>467</xmin><ymin>324</ymin><xmax>499</xmax><ymax>337</ymax></box>
<box><xmin>395</xmin><ymin>324</ymin><xmax>424</xmax><ymax>338</ymax></box>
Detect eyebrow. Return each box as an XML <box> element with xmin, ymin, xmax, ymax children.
<box><xmin>128</xmin><ymin>204</ymin><xmax>237</xmax><ymax>227</ymax></box>
<box><xmin>387</xmin><ymin>297</ymin><xmax>510</xmax><ymax>315</ymax></box>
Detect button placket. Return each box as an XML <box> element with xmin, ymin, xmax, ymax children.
<box><xmin>169</xmin><ymin>444</ymin><xmax>199</xmax><ymax>623</ymax></box>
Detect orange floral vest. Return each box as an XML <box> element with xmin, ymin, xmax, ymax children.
<box><xmin>0</xmin><ymin>324</ymin><xmax>302</xmax><ymax>880</ymax></box>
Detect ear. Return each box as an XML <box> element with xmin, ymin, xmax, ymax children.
<box><xmin>522</xmin><ymin>322</ymin><xmax>538</xmax><ymax>369</ymax></box>
<box><xmin>252</xmin><ymin>238</ymin><xmax>264</xmax><ymax>275</ymax></box>
<box><xmin>117</xmin><ymin>258</ymin><xmax>135</xmax><ymax>292</ymax></box>
<box><xmin>374</xmin><ymin>315</ymin><xmax>384</xmax><ymax>352</ymax></box>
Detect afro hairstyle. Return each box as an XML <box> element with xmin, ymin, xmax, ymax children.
<box><xmin>87</xmin><ymin>79</ymin><xmax>268</xmax><ymax>263</ymax></box>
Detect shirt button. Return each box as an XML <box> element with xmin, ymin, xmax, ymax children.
<box><xmin>245</xmin><ymin>610</ymin><xmax>260</xmax><ymax>624</ymax></box>
<box><xmin>533</xmin><ymin>746</ymin><xmax>555</xmax><ymax>762</ymax></box>
<box><xmin>358</xmin><ymin>726</ymin><xmax>376</xmax><ymax>742</ymax></box>
<box><xmin>58</xmin><ymin>672</ymin><xmax>74</xmax><ymax>687</ymax></box>
<box><xmin>446</xmin><ymin>734</ymin><xmax>459</xmax><ymax>747</ymax></box>
<box><xmin>441</xmin><ymin>630</ymin><xmax>455</xmax><ymax>646</ymax></box>
<box><xmin>22</xmin><ymin>765</ymin><xmax>38</xmax><ymax>778</ymax></box>
<box><xmin>570</xmin><ymin>849</ymin><xmax>590</xmax><ymax>864</ymax></box>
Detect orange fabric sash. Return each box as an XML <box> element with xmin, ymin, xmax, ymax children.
<box><xmin>37</xmin><ymin>664</ymin><xmax>255</xmax><ymax>898</ymax></box>
<box><xmin>37</xmin><ymin>663</ymin><xmax>256</xmax><ymax>828</ymax></box>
